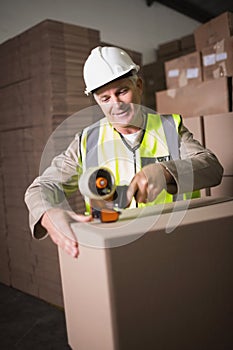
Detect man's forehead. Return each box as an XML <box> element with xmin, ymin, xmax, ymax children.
<box><xmin>95</xmin><ymin>77</ymin><xmax>132</xmax><ymax>96</ymax></box>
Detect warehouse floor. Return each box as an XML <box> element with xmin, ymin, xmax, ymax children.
<box><xmin>0</xmin><ymin>283</ymin><xmax>71</xmax><ymax>349</ymax></box>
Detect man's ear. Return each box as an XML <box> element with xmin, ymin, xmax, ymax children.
<box><xmin>136</xmin><ymin>77</ymin><xmax>143</xmax><ymax>95</ymax></box>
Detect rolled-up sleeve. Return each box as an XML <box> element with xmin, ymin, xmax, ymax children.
<box><xmin>162</xmin><ymin>119</ymin><xmax>224</xmax><ymax>194</ymax></box>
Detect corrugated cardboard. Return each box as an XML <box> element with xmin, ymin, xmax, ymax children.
<box><xmin>141</xmin><ymin>61</ymin><xmax>166</xmax><ymax>110</ymax></box>
<box><xmin>59</xmin><ymin>198</ymin><xmax>233</xmax><ymax>350</ymax></box>
<box><xmin>165</xmin><ymin>51</ymin><xmax>202</xmax><ymax>89</ymax></box>
<box><xmin>202</xmin><ymin>37</ymin><xmax>233</xmax><ymax>80</ymax></box>
<box><xmin>0</xmin><ymin>19</ymin><xmax>101</xmax><ymax>305</ymax></box>
<box><xmin>182</xmin><ymin>115</ymin><xmax>204</xmax><ymax>145</ymax></box>
<box><xmin>180</xmin><ymin>33</ymin><xmax>195</xmax><ymax>51</ymax></box>
<box><xmin>203</xmin><ymin>112</ymin><xmax>233</xmax><ymax>175</ymax></box>
<box><xmin>194</xmin><ymin>11</ymin><xmax>233</xmax><ymax>51</ymax></box>
<box><xmin>210</xmin><ymin>176</ymin><xmax>233</xmax><ymax>197</ymax></box>
<box><xmin>156</xmin><ymin>77</ymin><xmax>232</xmax><ymax>118</ymax></box>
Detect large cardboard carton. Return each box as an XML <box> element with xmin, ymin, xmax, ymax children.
<box><xmin>165</xmin><ymin>51</ymin><xmax>202</xmax><ymax>89</ymax></box>
<box><xmin>203</xmin><ymin>112</ymin><xmax>233</xmax><ymax>176</ymax></box>
<box><xmin>194</xmin><ymin>12</ymin><xmax>233</xmax><ymax>51</ymax></box>
<box><xmin>210</xmin><ymin>176</ymin><xmax>233</xmax><ymax>197</ymax></box>
<box><xmin>141</xmin><ymin>61</ymin><xmax>166</xmax><ymax>110</ymax></box>
<box><xmin>156</xmin><ymin>77</ymin><xmax>232</xmax><ymax>118</ymax></box>
<box><xmin>59</xmin><ymin>198</ymin><xmax>233</xmax><ymax>350</ymax></box>
<box><xmin>182</xmin><ymin>115</ymin><xmax>204</xmax><ymax>145</ymax></box>
<box><xmin>202</xmin><ymin>37</ymin><xmax>233</xmax><ymax>80</ymax></box>
<box><xmin>0</xmin><ymin>19</ymin><xmax>101</xmax><ymax>305</ymax></box>
<box><xmin>180</xmin><ymin>33</ymin><xmax>195</xmax><ymax>51</ymax></box>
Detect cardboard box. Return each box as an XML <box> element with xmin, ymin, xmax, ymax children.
<box><xmin>165</xmin><ymin>51</ymin><xmax>202</xmax><ymax>89</ymax></box>
<box><xmin>180</xmin><ymin>33</ymin><xmax>195</xmax><ymax>51</ymax></box>
<box><xmin>59</xmin><ymin>198</ymin><xmax>233</xmax><ymax>350</ymax></box>
<box><xmin>182</xmin><ymin>115</ymin><xmax>204</xmax><ymax>145</ymax></box>
<box><xmin>156</xmin><ymin>77</ymin><xmax>232</xmax><ymax>118</ymax></box>
<box><xmin>194</xmin><ymin>12</ymin><xmax>233</xmax><ymax>51</ymax></box>
<box><xmin>210</xmin><ymin>176</ymin><xmax>233</xmax><ymax>197</ymax></box>
<box><xmin>203</xmin><ymin>113</ymin><xmax>233</xmax><ymax>175</ymax></box>
<box><xmin>142</xmin><ymin>61</ymin><xmax>166</xmax><ymax>110</ymax></box>
<box><xmin>202</xmin><ymin>37</ymin><xmax>233</xmax><ymax>80</ymax></box>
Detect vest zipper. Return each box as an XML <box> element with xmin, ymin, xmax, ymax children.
<box><xmin>133</xmin><ymin>149</ymin><xmax>138</xmax><ymax>208</ymax></box>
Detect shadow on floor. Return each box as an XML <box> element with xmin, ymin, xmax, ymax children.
<box><xmin>0</xmin><ymin>283</ymin><xmax>71</xmax><ymax>349</ymax></box>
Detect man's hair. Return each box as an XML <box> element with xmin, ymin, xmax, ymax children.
<box><xmin>129</xmin><ymin>74</ymin><xmax>139</xmax><ymax>85</ymax></box>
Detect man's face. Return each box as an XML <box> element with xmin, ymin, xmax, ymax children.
<box><xmin>94</xmin><ymin>76</ymin><xmax>143</xmax><ymax>132</ymax></box>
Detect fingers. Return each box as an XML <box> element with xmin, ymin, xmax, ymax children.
<box><xmin>41</xmin><ymin>209</ymin><xmax>91</xmax><ymax>258</ymax></box>
<box><xmin>126</xmin><ymin>164</ymin><xmax>169</xmax><ymax>206</ymax></box>
<box><xmin>49</xmin><ymin>227</ymin><xmax>79</xmax><ymax>258</ymax></box>
<box><xmin>69</xmin><ymin>212</ymin><xmax>92</xmax><ymax>223</ymax></box>
<box><xmin>127</xmin><ymin>172</ymin><xmax>148</xmax><ymax>205</ymax></box>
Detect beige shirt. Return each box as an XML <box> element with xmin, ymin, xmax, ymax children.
<box><xmin>24</xmin><ymin>120</ymin><xmax>223</xmax><ymax>239</ymax></box>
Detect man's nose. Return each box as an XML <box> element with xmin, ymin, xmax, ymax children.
<box><xmin>111</xmin><ymin>94</ymin><xmax>121</xmax><ymax>103</ymax></box>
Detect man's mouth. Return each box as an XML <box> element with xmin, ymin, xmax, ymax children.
<box><xmin>112</xmin><ymin>107</ymin><xmax>131</xmax><ymax>118</ymax></box>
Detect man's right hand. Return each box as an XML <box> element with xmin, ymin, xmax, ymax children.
<box><xmin>41</xmin><ymin>208</ymin><xmax>92</xmax><ymax>258</ymax></box>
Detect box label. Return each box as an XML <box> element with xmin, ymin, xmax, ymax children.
<box><xmin>216</xmin><ymin>52</ymin><xmax>228</xmax><ymax>62</ymax></box>
<box><xmin>186</xmin><ymin>68</ymin><xmax>199</xmax><ymax>79</ymax></box>
<box><xmin>203</xmin><ymin>54</ymin><xmax>216</xmax><ymax>66</ymax></box>
<box><xmin>168</xmin><ymin>69</ymin><xmax>179</xmax><ymax>78</ymax></box>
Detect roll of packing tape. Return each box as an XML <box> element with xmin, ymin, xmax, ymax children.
<box><xmin>79</xmin><ymin>167</ymin><xmax>116</xmax><ymax>200</ymax></box>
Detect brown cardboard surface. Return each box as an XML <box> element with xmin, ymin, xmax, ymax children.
<box><xmin>59</xmin><ymin>198</ymin><xmax>233</xmax><ymax>350</ymax></box>
<box><xmin>0</xmin><ymin>18</ymin><xmax>101</xmax><ymax>306</ymax></box>
<box><xmin>203</xmin><ymin>112</ymin><xmax>233</xmax><ymax>175</ymax></box>
<box><xmin>165</xmin><ymin>51</ymin><xmax>202</xmax><ymax>89</ymax></box>
<box><xmin>210</xmin><ymin>176</ymin><xmax>233</xmax><ymax>197</ymax></box>
<box><xmin>182</xmin><ymin>115</ymin><xmax>204</xmax><ymax>145</ymax></box>
<box><xmin>202</xmin><ymin>37</ymin><xmax>233</xmax><ymax>80</ymax></box>
<box><xmin>194</xmin><ymin>11</ymin><xmax>233</xmax><ymax>51</ymax></box>
<box><xmin>157</xmin><ymin>39</ymin><xmax>181</xmax><ymax>57</ymax></box>
<box><xmin>180</xmin><ymin>33</ymin><xmax>195</xmax><ymax>51</ymax></box>
<box><xmin>141</xmin><ymin>61</ymin><xmax>166</xmax><ymax>110</ymax></box>
<box><xmin>156</xmin><ymin>77</ymin><xmax>231</xmax><ymax>118</ymax></box>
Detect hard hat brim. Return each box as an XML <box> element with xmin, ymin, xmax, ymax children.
<box><xmin>85</xmin><ymin>67</ymin><xmax>139</xmax><ymax>96</ymax></box>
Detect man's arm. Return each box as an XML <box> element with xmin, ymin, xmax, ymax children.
<box><xmin>24</xmin><ymin>133</ymin><xmax>91</xmax><ymax>258</ymax></box>
<box><xmin>162</xmin><ymin>123</ymin><xmax>223</xmax><ymax>194</ymax></box>
<box><xmin>127</xmin><ymin>120</ymin><xmax>223</xmax><ymax>204</ymax></box>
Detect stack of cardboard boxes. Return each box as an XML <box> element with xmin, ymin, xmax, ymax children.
<box><xmin>0</xmin><ymin>19</ymin><xmax>144</xmax><ymax>306</ymax></box>
<box><xmin>142</xmin><ymin>33</ymin><xmax>196</xmax><ymax>110</ymax></box>
<box><xmin>155</xmin><ymin>12</ymin><xmax>233</xmax><ymax>197</ymax></box>
<box><xmin>0</xmin><ymin>19</ymin><xmax>101</xmax><ymax>306</ymax></box>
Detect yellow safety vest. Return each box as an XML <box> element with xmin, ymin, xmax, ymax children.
<box><xmin>78</xmin><ymin>112</ymin><xmax>200</xmax><ymax>212</ymax></box>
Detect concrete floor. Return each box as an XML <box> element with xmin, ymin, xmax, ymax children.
<box><xmin>0</xmin><ymin>283</ymin><xmax>71</xmax><ymax>349</ymax></box>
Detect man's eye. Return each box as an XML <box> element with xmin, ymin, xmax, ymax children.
<box><xmin>119</xmin><ymin>88</ymin><xmax>128</xmax><ymax>94</ymax></box>
<box><xmin>101</xmin><ymin>97</ymin><xmax>110</xmax><ymax>103</ymax></box>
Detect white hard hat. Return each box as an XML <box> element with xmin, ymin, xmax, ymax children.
<box><xmin>83</xmin><ymin>46</ymin><xmax>140</xmax><ymax>95</ymax></box>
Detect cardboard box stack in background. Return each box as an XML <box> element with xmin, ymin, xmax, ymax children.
<box><xmin>156</xmin><ymin>76</ymin><xmax>232</xmax><ymax>117</ymax></box>
<box><xmin>0</xmin><ymin>162</ymin><xmax>10</xmax><ymax>286</ymax></box>
<box><xmin>155</xmin><ymin>11</ymin><xmax>233</xmax><ymax>198</ymax></box>
<box><xmin>142</xmin><ymin>33</ymin><xmax>196</xmax><ymax>111</ymax></box>
<box><xmin>141</xmin><ymin>60</ymin><xmax>166</xmax><ymax>110</ymax></box>
<box><xmin>201</xmin><ymin>37</ymin><xmax>233</xmax><ymax>80</ymax></box>
<box><xmin>194</xmin><ymin>12</ymin><xmax>233</xmax><ymax>51</ymax></box>
<box><xmin>203</xmin><ymin>112</ymin><xmax>233</xmax><ymax>197</ymax></box>
<box><xmin>164</xmin><ymin>51</ymin><xmax>202</xmax><ymax>89</ymax></box>
<box><xmin>0</xmin><ymin>19</ymin><xmax>101</xmax><ymax>306</ymax></box>
<box><xmin>194</xmin><ymin>12</ymin><xmax>233</xmax><ymax>81</ymax></box>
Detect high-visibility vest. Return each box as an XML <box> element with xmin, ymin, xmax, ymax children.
<box><xmin>78</xmin><ymin>112</ymin><xmax>200</xmax><ymax>211</ymax></box>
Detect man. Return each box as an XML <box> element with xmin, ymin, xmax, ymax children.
<box><xmin>25</xmin><ymin>46</ymin><xmax>223</xmax><ymax>258</ymax></box>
